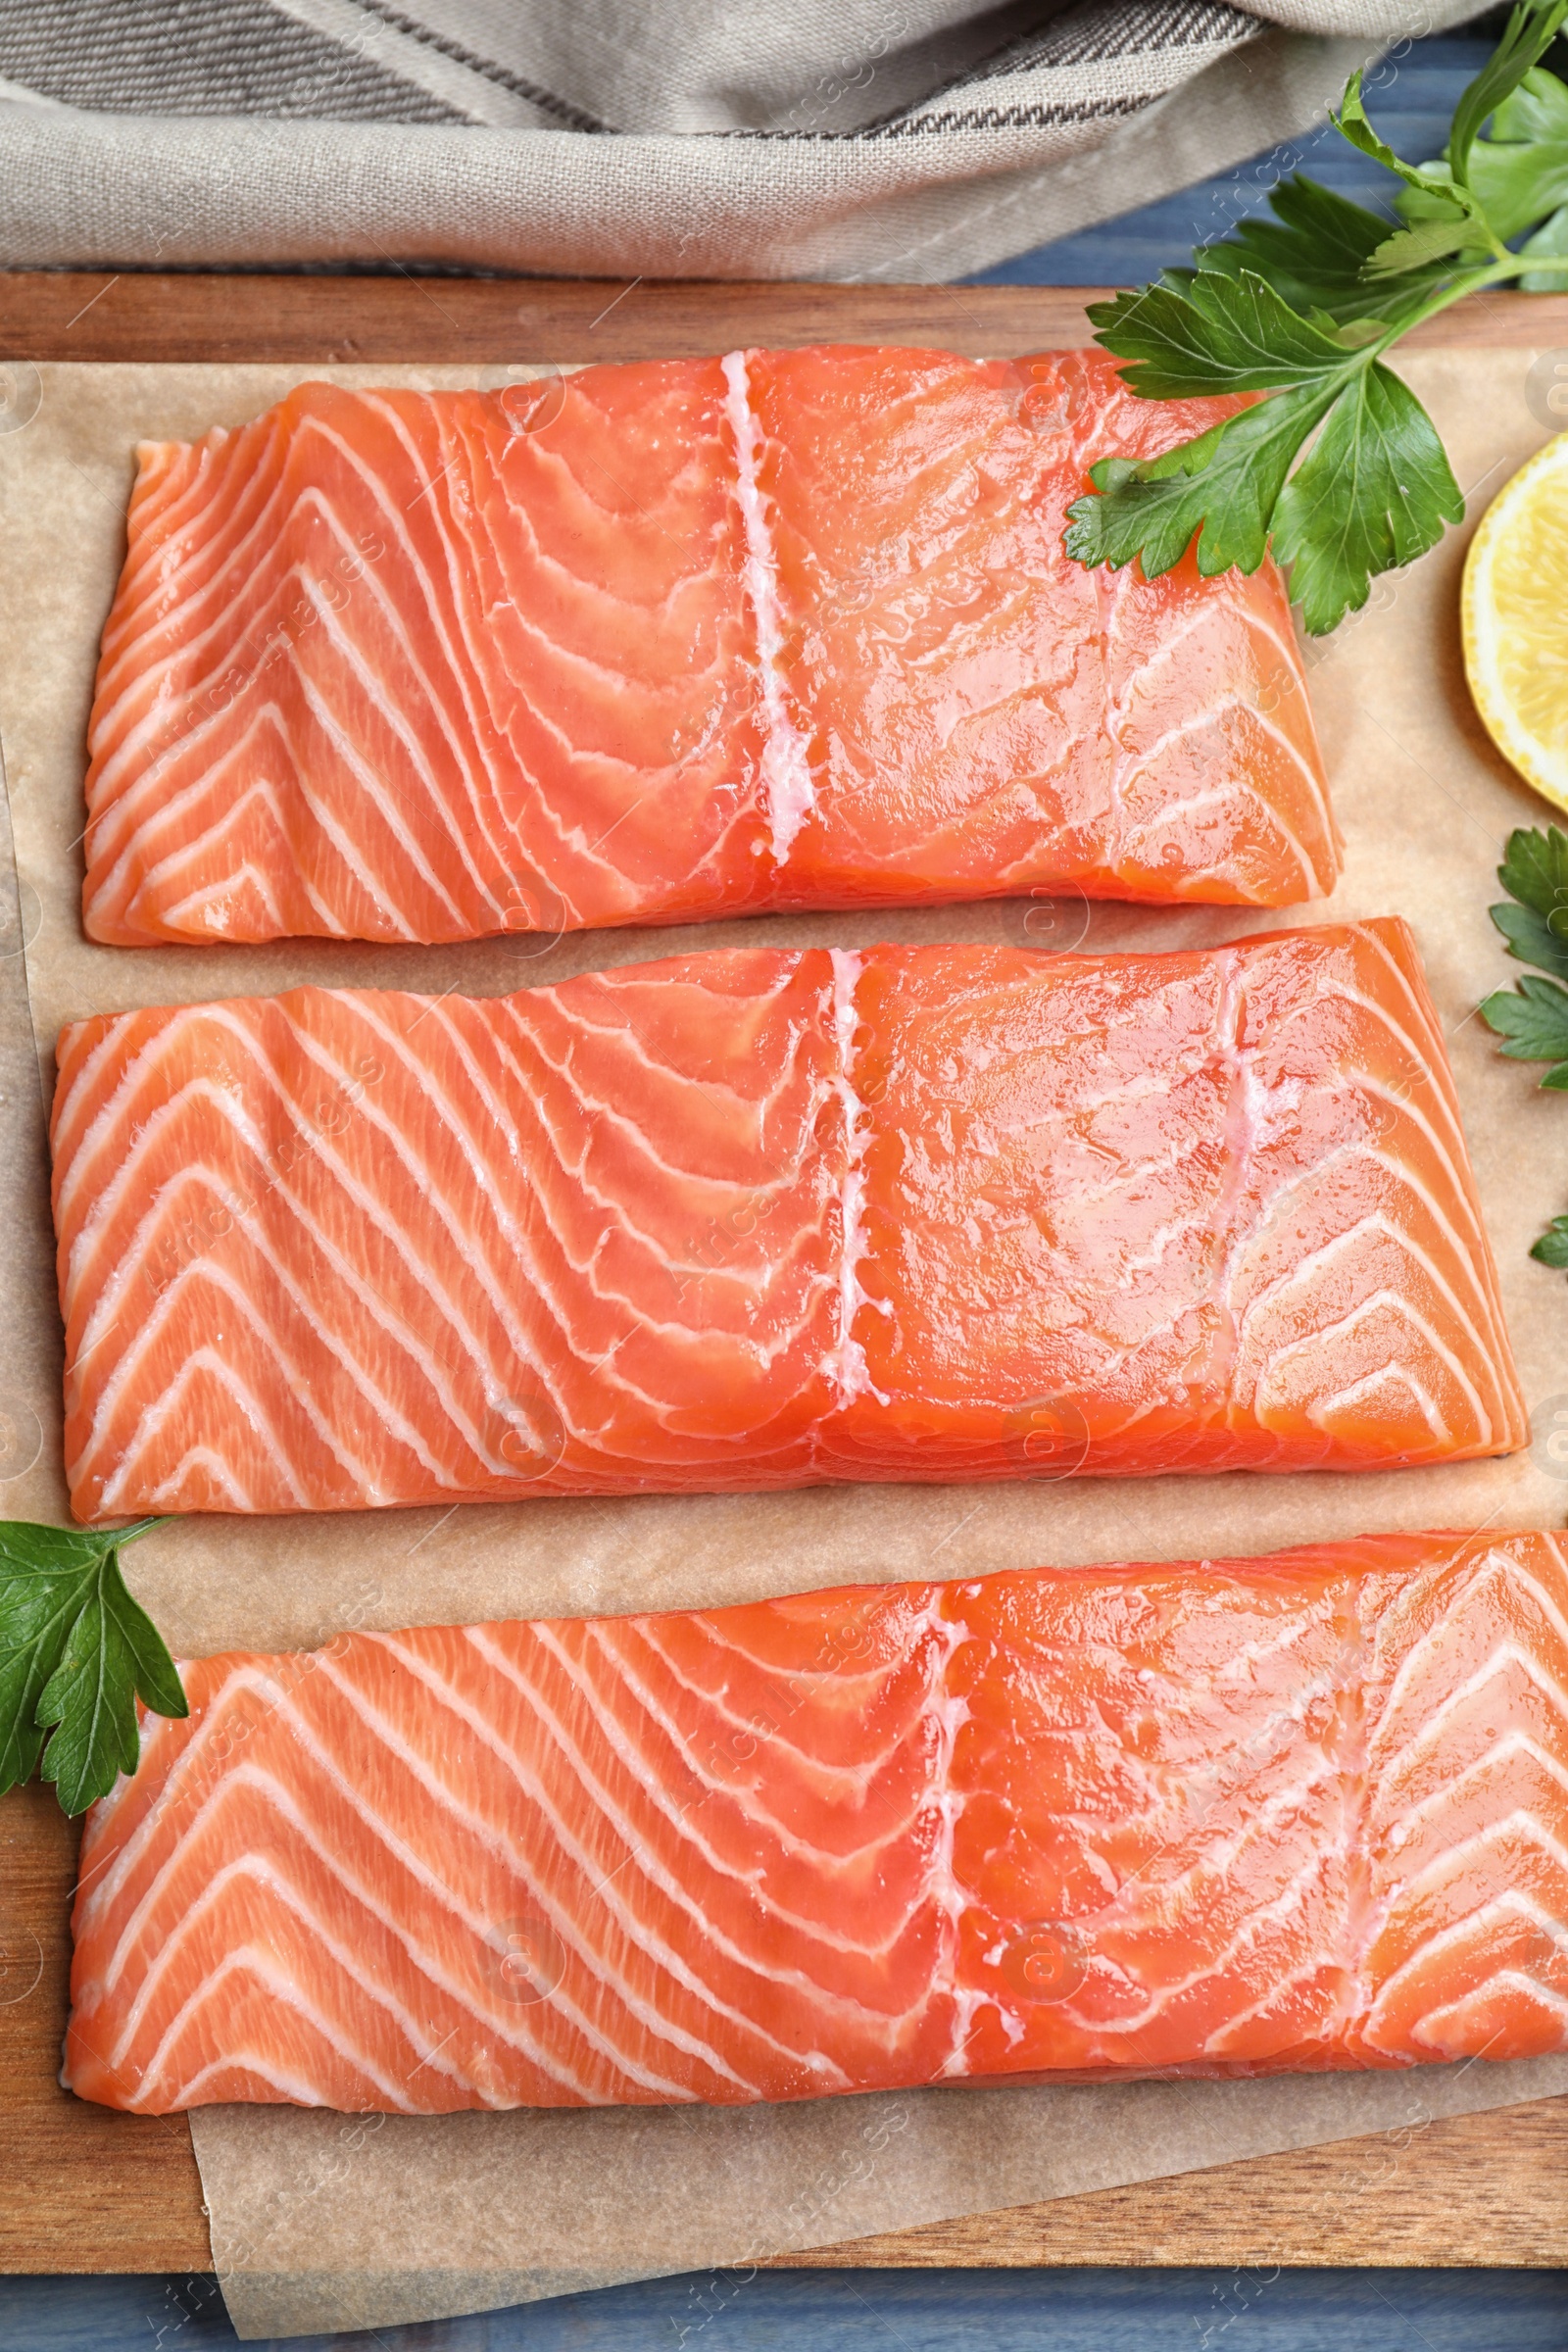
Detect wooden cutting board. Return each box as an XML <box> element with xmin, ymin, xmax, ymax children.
<box><xmin>3</xmin><ymin>271</ymin><xmax>1568</xmax><ymax>2278</ymax></box>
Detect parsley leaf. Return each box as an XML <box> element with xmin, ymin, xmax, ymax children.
<box><xmin>1451</xmin><ymin>15</ymin><xmax>1568</xmax><ymax>195</ymax></box>
<box><xmin>1518</xmin><ymin>204</ymin><xmax>1568</xmax><ymax>291</ymax></box>
<box><xmin>1493</xmin><ymin>897</ymin><xmax>1568</xmax><ymax>977</ymax></box>
<box><xmin>1065</xmin><ymin>0</ymin><xmax>1568</xmax><ymax>632</ymax></box>
<box><xmin>1270</xmin><ymin>361</ymin><xmax>1462</xmax><ymax>637</ymax></box>
<box><xmin>1189</xmin><ymin>176</ymin><xmax>1444</xmax><ymax>324</ymax></box>
<box><xmin>0</xmin><ymin>1517</ymin><xmax>184</xmax><ymax>1815</ymax></box>
<box><xmin>1075</xmin><ymin>268</ymin><xmax>1357</xmax><ymax>399</ymax></box>
<box><xmin>1465</xmin><ymin>67</ymin><xmax>1568</xmax><ymax>237</ymax></box>
<box><xmin>1482</xmin><ymin>829</ymin><xmax>1568</xmax><ymax>1271</ymax></box>
<box><xmin>1532</xmin><ymin>1214</ymin><xmax>1568</xmax><ymax>1267</ymax></box>
<box><xmin>1335</xmin><ymin>76</ymin><xmax>1487</xmax><ymax>254</ymax></box>
<box><xmin>1063</xmin><ymin>284</ymin><xmax>1461</xmax><ymax>626</ymax></box>
<box><xmin>1479</xmin><ymin>973</ymin><xmax>1568</xmax><ymax>1083</ymax></box>
<box><xmin>1491</xmin><ymin>824</ymin><xmax>1568</xmax><ymax>977</ymax></box>
<box><xmin>1065</xmin><ymin>381</ymin><xmax>1339</xmax><ymax>581</ymax></box>
<box><xmin>1497</xmin><ymin>822</ymin><xmax>1568</xmax><ymax>918</ymax></box>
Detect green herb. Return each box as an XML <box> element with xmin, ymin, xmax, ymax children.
<box><xmin>1479</xmin><ymin>972</ymin><xmax>1568</xmax><ymax>1083</ymax></box>
<box><xmin>0</xmin><ymin>1517</ymin><xmax>185</xmax><ymax>1815</ymax></box>
<box><xmin>1064</xmin><ymin>0</ymin><xmax>1568</xmax><ymax>632</ymax></box>
<box><xmin>1531</xmin><ymin>1213</ymin><xmax>1568</xmax><ymax>1266</ymax></box>
<box><xmin>1481</xmin><ymin>828</ymin><xmax>1568</xmax><ymax>1263</ymax></box>
<box><xmin>1490</xmin><ymin>823</ymin><xmax>1568</xmax><ymax>976</ymax></box>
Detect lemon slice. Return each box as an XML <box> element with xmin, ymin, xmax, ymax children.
<box><xmin>1463</xmin><ymin>432</ymin><xmax>1568</xmax><ymax>813</ymax></box>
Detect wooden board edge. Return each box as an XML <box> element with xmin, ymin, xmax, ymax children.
<box><xmin>4</xmin><ymin>274</ymin><xmax>1568</xmax><ymax>2278</ymax></box>
<box><xmin>0</xmin><ymin>276</ymin><xmax>1565</xmax><ymax>363</ymax></box>
<box><xmin>12</xmin><ymin>2088</ymin><xmax>1568</xmax><ymax>2276</ymax></box>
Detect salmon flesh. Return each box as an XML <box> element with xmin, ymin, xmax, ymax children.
<box><xmin>49</xmin><ymin>922</ymin><xmax>1524</xmax><ymax>1520</ymax></box>
<box><xmin>80</xmin><ymin>349</ymin><xmax>1337</xmax><ymax>945</ymax></box>
<box><xmin>64</xmin><ymin>1531</ymin><xmax>1568</xmax><ymax>2113</ymax></box>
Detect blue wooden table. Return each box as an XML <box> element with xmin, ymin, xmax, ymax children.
<box><xmin>967</xmin><ymin>29</ymin><xmax>1496</xmax><ymax>287</ymax></box>
<box><xmin>3</xmin><ymin>2263</ymin><xmax>1566</xmax><ymax>2350</ymax></box>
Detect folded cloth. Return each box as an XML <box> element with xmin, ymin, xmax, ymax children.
<box><xmin>0</xmin><ymin>0</ymin><xmax>1477</xmax><ymax>279</ymax></box>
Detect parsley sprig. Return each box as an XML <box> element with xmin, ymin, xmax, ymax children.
<box><xmin>0</xmin><ymin>1517</ymin><xmax>186</xmax><ymax>1815</ymax></box>
<box><xmin>1065</xmin><ymin>0</ymin><xmax>1568</xmax><ymax>633</ymax></box>
<box><xmin>1480</xmin><ymin>826</ymin><xmax>1568</xmax><ymax>1267</ymax></box>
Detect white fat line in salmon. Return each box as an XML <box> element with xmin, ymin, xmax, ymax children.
<box><xmin>137</xmin><ymin>527</ymin><xmax>389</xmax><ymax>785</ymax></box>
<box><xmin>134</xmin><ymin>1051</ymin><xmax>386</xmax><ymax>1302</ymax></box>
<box><xmin>105</xmin><ymin>421</ymin><xmax>533</xmax><ymax>935</ymax></box>
<box><xmin>80</xmin><ymin>1579</ymin><xmax>392</xmax><ymax>1892</ymax></box>
<box><xmin>602</xmin><ymin>1592</ymin><xmax>948</xmax><ymax>1869</ymax></box>
<box><xmin>720</xmin><ymin>349</ymin><xmax>816</xmax><ymax>867</ymax></box>
<box><xmin>664</xmin><ymin>949</ymin><xmax>881</xmax><ymax>1411</ymax></box>
<box><xmin>824</xmin><ymin>946</ymin><xmax>884</xmax><ymax>1409</ymax></box>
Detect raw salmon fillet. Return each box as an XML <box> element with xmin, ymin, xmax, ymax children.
<box><xmin>64</xmin><ymin>1531</ymin><xmax>1568</xmax><ymax>2114</ymax></box>
<box><xmin>49</xmin><ymin>920</ymin><xmax>1524</xmax><ymax>1521</ymax></box>
<box><xmin>80</xmin><ymin>347</ymin><xmax>1337</xmax><ymax>945</ymax></box>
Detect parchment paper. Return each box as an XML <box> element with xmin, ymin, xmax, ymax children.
<box><xmin>2</xmin><ymin>348</ymin><xmax>1567</xmax><ymax>2338</ymax></box>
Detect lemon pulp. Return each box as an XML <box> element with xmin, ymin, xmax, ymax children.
<box><xmin>1462</xmin><ymin>434</ymin><xmax>1568</xmax><ymax>811</ymax></box>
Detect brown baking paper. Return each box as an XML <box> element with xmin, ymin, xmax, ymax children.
<box><xmin>3</xmin><ymin>348</ymin><xmax>1568</xmax><ymax>2338</ymax></box>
